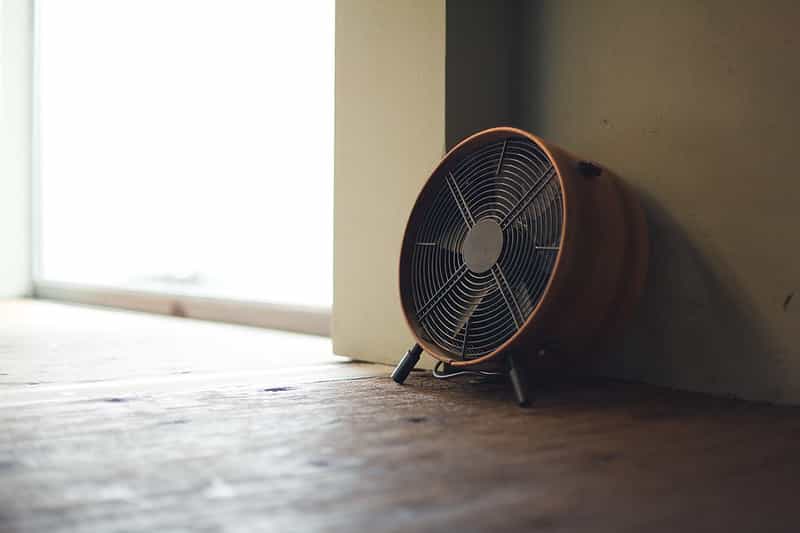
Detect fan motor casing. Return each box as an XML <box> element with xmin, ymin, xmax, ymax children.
<box><xmin>399</xmin><ymin>127</ymin><xmax>648</xmax><ymax>367</ymax></box>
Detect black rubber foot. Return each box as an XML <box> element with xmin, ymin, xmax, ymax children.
<box><xmin>508</xmin><ymin>354</ymin><xmax>531</xmax><ymax>407</ymax></box>
<box><xmin>391</xmin><ymin>344</ymin><xmax>422</xmax><ymax>384</ymax></box>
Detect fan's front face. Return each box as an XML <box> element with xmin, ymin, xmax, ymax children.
<box><xmin>402</xmin><ymin>132</ymin><xmax>564</xmax><ymax>364</ymax></box>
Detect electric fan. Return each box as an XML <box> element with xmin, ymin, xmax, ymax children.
<box><xmin>392</xmin><ymin>127</ymin><xmax>648</xmax><ymax>405</ymax></box>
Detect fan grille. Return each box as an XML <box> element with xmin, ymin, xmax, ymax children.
<box><xmin>409</xmin><ymin>136</ymin><xmax>563</xmax><ymax>360</ymax></box>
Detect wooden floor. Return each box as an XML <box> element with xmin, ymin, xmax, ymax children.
<box><xmin>2</xmin><ymin>300</ymin><xmax>800</xmax><ymax>532</ymax></box>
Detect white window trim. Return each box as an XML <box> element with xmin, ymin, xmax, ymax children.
<box><xmin>34</xmin><ymin>280</ymin><xmax>331</xmax><ymax>336</ymax></box>
<box><xmin>28</xmin><ymin>0</ymin><xmax>331</xmax><ymax>337</ymax></box>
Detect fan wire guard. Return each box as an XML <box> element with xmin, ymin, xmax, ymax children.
<box><xmin>409</xmin><ymin>136</ymin><xmax>563</xmax><ymax>361</ymax></box>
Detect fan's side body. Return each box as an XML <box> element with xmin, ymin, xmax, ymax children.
<box><xmin>398</xmin><ymin>127</ymin><xmax>648</xmax><ymax>370</ymax></box>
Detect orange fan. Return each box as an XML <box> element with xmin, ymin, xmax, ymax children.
<box><xmin>392</xmin><ymin>127</ymin><xmax>648</xmax><ymax>405</ymax></box>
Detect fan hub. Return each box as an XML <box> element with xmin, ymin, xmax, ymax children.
<box><xmin>462</xmin><ymin>219</ymin><xmax>503</xmax><ymax>273</ymax></box>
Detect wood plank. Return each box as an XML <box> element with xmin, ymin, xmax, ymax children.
<box><xmin>2</xmin><ymin>300</ymin><xmax>800</xmax><ymax>532</ymax></box>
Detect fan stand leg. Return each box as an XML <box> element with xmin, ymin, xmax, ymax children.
<box><xmin>508</xmin><ymin>353</ymin><xmax>531</xmax><ymax>407</ymax></box>
<box><xmin>391</xmin><ymin>343</ymin><xmax>422</xmax><ymax>384</ymax></box>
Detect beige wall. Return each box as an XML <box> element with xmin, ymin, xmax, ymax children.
<box><xmin>514</xmin><ymin>0</ymin><xmax>800</xmax><ymax>403</ymax></box>
<box><xmin>445</xmin><ymin>0</ymin><xmax>515</xmax><ymax>148</ymax></box>
<box><xmin>333</xmin><ymin>0</ymin><xmax>446</xmax><ymax>367</ymax></box>
<box><xmin>334</xmin><ymin>0</ymin><xmax>800</xmax><ymax>404</ymax></box>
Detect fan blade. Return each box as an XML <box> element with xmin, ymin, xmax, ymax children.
<box><xmin>490</xmin><ymin>140</ymin><xmax>507</xmax><ymax>214</ymax></box>
<box><xmin>452</xmin><ymin>281</ymin><xmax>496</xmax><ymax>359</ymax></box>
<box><xmin>416</xmin><ymin>264</ymin><xmax>469</xmax><ymax>320</ymax></box>
<box><xmin>513</xmin><ymin>281</ymin><xmax>532</xmax><ymax>318</ymax></box>
<box><xmin>495</xmin><ymin>139</ymin><xmax>508</xmax><ymax>177</ymax></box>
<box><xmin>415</xmin><ymin>216</ymin><xmax>464</xmax><ymax>255</ymax></box>
<box><xmin>437</xmin><ymin>223</ymin><xmax>465</xmax><ymax>254</ymax></box>
<box><xmin>454</xmin><ymin>284</ymin><xmax>491</xmax><ymax>338</ymax></box>
<box><xmin>491</xmin><ymin>264</ymin><xmax>525</xmax><ymax>329</ymax></box>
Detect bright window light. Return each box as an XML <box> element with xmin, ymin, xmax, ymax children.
<box><xmin>37</xmin><ymin>0</ymin><xmax>334</xmax><ymax>308</ymax></box>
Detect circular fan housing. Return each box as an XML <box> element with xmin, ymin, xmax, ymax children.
<box><xmin>399</xmin><ymin>127</ymin><xmax>648</xmax><ymax>367</ymax></box>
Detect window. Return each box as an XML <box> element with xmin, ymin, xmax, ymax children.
<box><xmin>34</xmin><ymin>0</ymin><xmax>334</xmax><ymax>331</ymax></box>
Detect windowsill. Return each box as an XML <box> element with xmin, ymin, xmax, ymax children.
<box><xmin>0</xmin><ymin>298</ymin><xmax>373</xmax><ymax>407</ymax></box>
<box><xmin>31</xmin><ymin>281</ymin><xmax>331</xmax><ymax>337</ymax></box>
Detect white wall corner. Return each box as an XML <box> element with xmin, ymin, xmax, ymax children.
<box><xmin>0</xmin><ymin>0</ymin><xmax>33</xmax><ymax>297</ymax></box>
